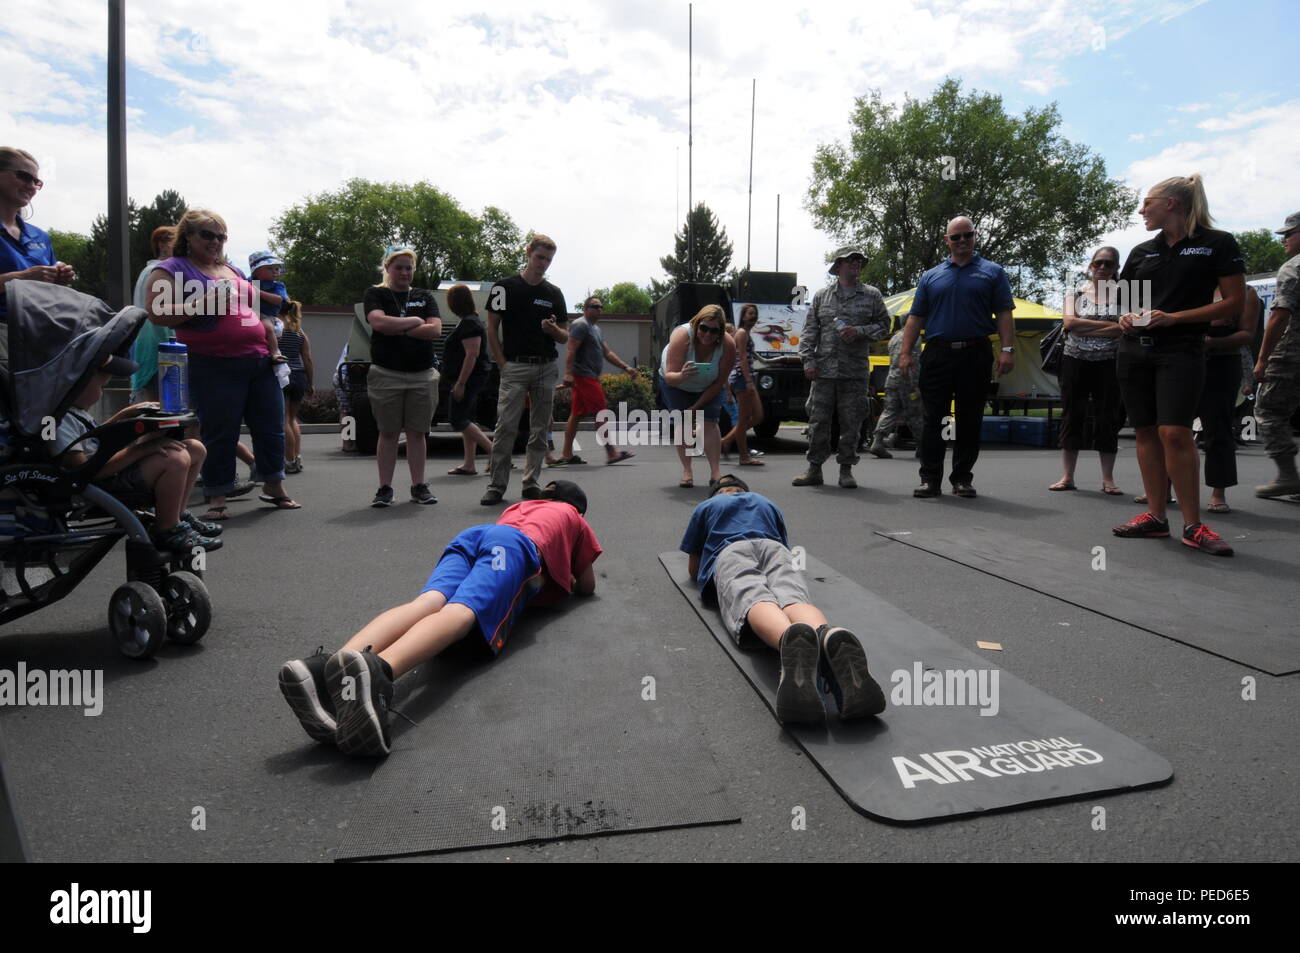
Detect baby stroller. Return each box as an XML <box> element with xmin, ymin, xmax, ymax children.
<box><xmin>0</xmin><ymin>280</ymin><xmax>213</xmax><ymax>659</ymax></box>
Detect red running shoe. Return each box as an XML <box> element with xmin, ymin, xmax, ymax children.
<box><xmin>1112</xmin><ymin>512</ymin><xmax>1170</xmax><ymax>538</ymax></box>
<box><xmin>1182</xmin><ymin>522</ymin><xmax>1234</xmax><ymax>557</ymax></box>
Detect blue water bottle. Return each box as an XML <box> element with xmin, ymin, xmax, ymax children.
<box><xmin>157</xmin><ymin>341</ymin><xmax>190</xmax><ymax>413</ymax></box>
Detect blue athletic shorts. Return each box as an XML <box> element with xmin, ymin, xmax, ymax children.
<box><xmin>421</xmin><ymin>524</ymin><xmax>543</xmax><ymax>655</ymax></box>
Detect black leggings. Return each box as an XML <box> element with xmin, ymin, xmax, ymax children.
<box><xmin>1197</xmin><ymin>355</ymin><xmax>1242</xmax><ymax>489</ymax></box>
<box><xmin>1057</xmin><ymin>355</ymin><xmax>1124</xmax><ymax>454</ymax></box>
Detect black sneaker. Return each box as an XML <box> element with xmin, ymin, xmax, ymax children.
<box><xmin>152</xmin><ymin>522</ymin><xmax>222</xmax><ymax>554</ymax></box>
<box><xmin>816</xmin><ymin>625</ymin><xmax>886</xmax><ymax>719</ymax></box>
<box><xmin>326</xmin><ymin>648</ymin><xmax>395</xmax><ymax>757</ymax></box>
<box><xmin>521</xmin><ymin>484</ymin><xmax>542</xmax><ymax>500</ymax></box>
<box><xmin>1182</xmin><ymin>522</ymin><xmax>1234</xmax><ymax>557</ymax></box>
<box><xmin>181</xmin><ymin>510</ymin><xmax>223</xmax><ymax>537</ymax></box>
<box><xmin>279</xmin><ymin>648</ymin><xmax>337</xmax><ymax>744</ymax></box>
<box><xmin>410</xmin><ymin>483</ymin><xmax>437</xmax><ymax>505</ymax></box>
<box><xmin>913</xmin><ymin>482</ymin><xmax>941</xmax><ymax>498</ymax></box>
<box><xmin>1112</xmin><ymin>512</ymin><xmax>1169</xmax><ymax>538</ymax></box>
<box><xmin>775</xmin><ymin>623</ymin><xmax>824</xmax><ymax>725</ymax></box>
<box><xmin>371</xmin><ymin>485</ymin><xmax>394</xmax><ymax>508</ymax></box>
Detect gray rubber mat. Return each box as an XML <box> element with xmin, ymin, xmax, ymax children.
<box><xmin>660</xmin><ymin>551</ymin><xmax>1173</xmax><ymax>824</ymax></box>
<box><xmin>876</xmin><ymin>527</ymin><xmax>1300</xmax><ymax>676</ymax></box>
<box><xmin>336</xmin><ymin>556</ymin><xmax>737</xmax><ymax>860</ymax></box>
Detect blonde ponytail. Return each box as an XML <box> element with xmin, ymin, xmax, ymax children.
<box><xmin>1152</xmin><ymin>175</ymin><xmax>1214</xmax><ymax>233</ymax></box>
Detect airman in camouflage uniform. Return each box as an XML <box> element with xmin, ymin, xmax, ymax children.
<box><xmin>794</xmin><ymin>247</ymin><xmax>890</xmax><ymax>488</ymax></box>
<box><xmin>1254</xmin><ymin>213</ymin><xmax>1300</xmax><ymax>498</ymax></box>
<box><xmin>868</xmin><ymin>329</ymin><xmax>924</xmax><ymax>458</ymax></box>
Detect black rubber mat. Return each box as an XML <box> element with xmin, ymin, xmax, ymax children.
<box><xmin>660</xmin><ymin>551</ymin><xmax>1173</xmax><ymax>824</ymax></box>
<box><xmin>336</xmin><ymin>556</ymin><xmax>737</xmax><ymax>860</ymax></box>
<box><xmin>876</xmin><ymin>527</ymin><xmax>1300</xmax><ymax>676</ymax></box>
<box><xmin>0</xmin><ymin>726</ymin><xmax>28</xmax><ymax>862</ymax></box>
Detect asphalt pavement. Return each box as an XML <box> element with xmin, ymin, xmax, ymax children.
<box><xmin>2</xmin><ymin>426</ymin><xmax>1297</xmax><ymax>863</ymax></box>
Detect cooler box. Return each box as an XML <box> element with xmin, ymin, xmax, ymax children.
<box><xmin>980</xmin><ymin>415</ymin><xmax>1012</xmax><ymax>443</ymax></box>
<box><xmin>1010</xmin><ymin>415</ymin><xmax>1060</xmax><ymax>447</ymax></box>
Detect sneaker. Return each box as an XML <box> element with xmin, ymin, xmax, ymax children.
<box><xmin>284</xmin><ymin>459</ymin><xmax>302</xmax><ymax>475</ymax></box>
<box><xmin>952</xmin><ymin>482</ymin><xmax>977</xmax><ymax>498</ymax></box>
<box><xmin>913</xmin><ymin>482</ymin><xmax>941</xmax><ymax>498</ymax></box>
<box><xmin>225</xmin><ymin>480</ymin><xmax>256</xmax><ymax>500</ymax></box>
<box><xmin>152</xmin><ymin>522</ymin><xmax>222</xmax><ymax>554</ymax></box>
<box><xmin>1182</xmin><ymin>522</ymin><xmax>1234</xmax><ymax>557</ymax></box>
<box><xmin>326</xmin><ymin>648</ymin><xmax>395</xmax><ymax>757</ymax></box>
<box><xmin>1112</xmin><ymin>512</ymin><xmax>1170</xmax><ymax>538</ymax></box>
<box><xmin>775</xmin><ymin>623</ymin><xmax>824</xmax><ymax>725</ymax></box>
<box><xmin>480</xmin><ymin>487</ymin><xmax>505</xmax><ymax>505</ymax></box>
<box><xmin>180</xmin><ymin>510</ymin><xmax>223</xmax><ymax>537</ymax></box>
<box><xmin>791</xmin><ymin>467</ymin><xmax>823</xmax><ymax>487</ymax></box>
<box><xmin>816</xmin><ymin>625</ymin><xmax>886</xmax><ymax>720</ymax></box>
<box><xmin>278</xmin><ymin>648</ymin><xmax>337</xmax><ymax>744</ymax></box>
<box><xmin>521</xmin><ymin>484</ymin><xmax>542</xmax><ymax>500</ymax></box>
<box><xmin>370</xmin><ymin>485</ymin><xmax>394</xmax><ymax>508</ymax></box>
<box><xmin>409</xmin><ymin>483</ymin><xmax>438</xmax><ymax>505</ymax></box>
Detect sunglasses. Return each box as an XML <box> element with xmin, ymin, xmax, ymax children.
<box><xmin>1091</xmin><ymin>260</ymin><xmax>1118</xmax><ymax>268</ymax></box>
<box><xmin>1283</xmin><ymin>229</ymin><xmax>1298</xmax><ymax>240</ymax></box>
<box><xmin>197</xmin><ymin>229</ymin><xmax>228</xmax><ymax>242</ymax></box>
<box><xmin>947</xmin><ymin>231</ymin><xmax>975</xmax><ymax>241</ymax></box>
<box><xmin>586</xmin><ymin>303</ymin><xmax>603</xmax><ymax>310</ymax></box>
<box><xmin>2</xmin><ymin>168</ymin><xmax>43</xmax><ymax>189</ymax></box>
<box><xmin>698</xmin><ymin>325</ymin><xmax>722</xmax><ymax>334</ymax></box>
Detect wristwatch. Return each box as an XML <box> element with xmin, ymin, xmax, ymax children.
<box><xmin>1000</xmin><ymin>347</ymin><xmax>1014</xmax><ymax>353</ymax></box>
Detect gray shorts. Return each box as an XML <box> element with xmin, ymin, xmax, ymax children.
<box><xmin>712</xmin><ymin>538</ymin><xmax>810</xmax><ymax>643</ymax></box>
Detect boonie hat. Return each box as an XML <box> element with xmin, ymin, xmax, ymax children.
<box><xmin>828</xmin><ymin>246</ymin><xmax>868</xmax><ymax>276</ymax></box>
<box><xmin>1274</xmin><ymin>212</ymin><xmax>1300</xmax><ymax>235</ymax></box>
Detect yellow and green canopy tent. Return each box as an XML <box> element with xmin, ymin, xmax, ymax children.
<box><xmin>878</xmin><ymin>290</ymin><xmax>1063</xmax><ymax>397</ymax></box>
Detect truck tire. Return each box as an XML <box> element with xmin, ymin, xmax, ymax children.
<box><xmin>754</xmin><ymin>415</ymin><xmax>781</xmax><ymax>440</ymax></box>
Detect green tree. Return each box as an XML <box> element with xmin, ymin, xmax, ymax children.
<box><xmin>48</xmin><ymin>229</ymin><xmax>94</xmax><ymax>289</ymax></box>
<box><xmin>1235</xmin><ymin>229</ymin><xmax>1288</xmax><ymax>275</ymax></box>
<box><xmin>660</xmin><ymin>202</ymin><xmax>734</xmax><ymax>284</ymax></box>
<box><xmin>578</xmin><ymin>281</ymin><xmax>652</xmax><ymax>314</ymax></box>
<box><xmin>806</xmin><ymin>78</ymin><xmax>1137</xmax><ymax>298</ymax></box>
<box><xmin>271</xmin><ymin>179</ymin><xmax>522</xmax><ymax>305</ymax></box>
<box><xmin>53</xmin><ymin>190</ymin><xmax>190</xmax><ymax>302</ymax></box>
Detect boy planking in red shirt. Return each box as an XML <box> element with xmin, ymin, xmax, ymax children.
<box><xmin>278</xmin><ymin>480</ymin><xmax>601</xmax><ymax>756</ymax></box>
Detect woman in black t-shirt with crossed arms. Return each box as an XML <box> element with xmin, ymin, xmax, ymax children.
<box><xmin>363</xmin><ymin>245</ymin><xmax>442</xmax><ymax>508</ymax></box>
<box><xmin>1112</xmin><ymin>174</ymin><xmax>1245</xmax><ymax>556</ymax></box>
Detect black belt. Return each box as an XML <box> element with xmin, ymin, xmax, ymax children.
<box><xmin>926</xmin><ymin>337</ymin><xmax>989</xmax><ymax>349</ymax></box>
<box><xmin>507</xmin><ymin>355</ymin><xmax>552</xmax><ymax>365</ymax></box>
<box><xmin>1122</xmin><ymin>334</ymin><xmax>1201</xmax><ymax>348</ymax></box>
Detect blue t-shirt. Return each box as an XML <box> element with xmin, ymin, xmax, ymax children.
<box><xmin>0</xmin><ymin>219</ymin><xmax>56</xmax><ymax>318</ymax></box>
<box><xmin>911</xmin><ymin>254</ymin><xmax>1014</xmax><ymax>341</ymax></box>
<box><xmin>679</xmin><ymin>492</ymin><xmax>789</xmax><ymax>589</ymax></box>
<box><xmin>255</xmin><ymin>278</ymin><xmax>288</xmax><ymax>319</ymax></box>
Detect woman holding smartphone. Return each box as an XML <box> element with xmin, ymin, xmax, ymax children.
<box><xmin>1112</xmin><ymin>175</ymin><xmax>1245</xmax><ymax>556</ymax></box>
<box><xmin>660</xmin><ymin>304</ymin><xmax>736</xmax><ymax>489</ymax></box>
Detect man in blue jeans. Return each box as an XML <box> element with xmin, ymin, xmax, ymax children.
<box><xmin>680</xmin><ymin>474</ymin><xmax>886</xmax><ymax>725</ymax></box>
<box><xmin>898</xmin><ymin>216</ymin><xmax>1016</xmax><ymax>498</ymax></box>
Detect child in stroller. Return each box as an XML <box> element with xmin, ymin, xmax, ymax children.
<box><xmin>49</xmin><ymin>353</ymin><xmax>221</xmax><ymax>554</ymax></box>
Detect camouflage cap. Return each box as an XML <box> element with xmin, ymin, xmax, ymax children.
<box><xmin>828</xmin><ymin>246</ymin><xmax>868</xmax><ymax>276</ymax></box>
<box><xmin>1274</xmin><ymin>212</ymin><xmax>1300</xmax><ymax>235</ymax></box>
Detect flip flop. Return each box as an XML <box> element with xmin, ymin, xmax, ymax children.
<box><xmin>1049</xmin><ymin>481</ymin><xmax>1076</xmax><ymax>491</ymax></box>
<box><xmin>447</xmin><ymin>466</ymin><xmax>477</xmax><ymax>475</ymax></box>
<box><xmin>606</xmin><ymin>451</ymin><xmax>635</xmax><ymax>465</ymax></box>
<box><xmin>678</xmin><ymin>479</ymin><xmax>694</xmax><ymax>488</ymax></box>
<box><xmin>259</xmin><ymin>494</ymin><xmax>303</xmax><ymax>510</ymax></box>
<box><xmin>1101</xmin><ymin>484</ymin><xmax>1123</xmax><ymax>495</ymax></box>
<box><xmin>737</xmin><ymin>458</ymin><xmax>765</xmax><ymax>466</ymax></box>
<box><xmin>201</xmin><ymin>505</ymin><xmax>229</xmax><ymax>522</ymax></box>
<box><xmin>1207</xmin><ymin>501</ymin><xmax>1231</xmax><ymax>513</ymax></box>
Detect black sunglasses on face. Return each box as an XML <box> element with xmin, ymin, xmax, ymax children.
<box><xmin>2</xmin><ymin>168</ymin><xmax>43</xmax><ymax>189</ymax></box>
<box><xmin>586</xmin><ymin>303</ymin><xmax>603</xmax><ymax>310</ymax></box>
<box><xmin>197</xmin><ymin>229</ymin><xmax>228</xmax><ymax>242</ymax></box>
<box><xmin>699</xmin><ymin>325</ymin><xmax>721</xmax><ymax>334</ymax></box>
<box><xmin>947</xmin><ymin>231</ymin><xmax>975</xmax><ymax>241</ymax></box>
<box><xmin>1091</xmin><ymin>260</ymin><xmax>1118</xmax><ymax>268</ymax></box>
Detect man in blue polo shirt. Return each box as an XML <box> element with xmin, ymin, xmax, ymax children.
<box><xmin>899</xmin><ymin>217</ymin><xmax>1015</xmax><ymax>498</ymax></box>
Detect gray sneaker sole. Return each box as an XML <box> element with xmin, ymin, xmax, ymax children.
<box><xmin>776</xmin><ymin>627</ymin><xmax>824</xmax><ymax>724</ymax></box>
<box><xmin>327</xmin><ymin>650</ymin><xmax>391</xmax><ymax>757</ymax></box>
<box><xmin>822</xmin><ymin>633</ymin><xmax>887</xmax><ymax>719</ymax></box>
<box><xmin>278</xmin><ymin>659</ymin><xmax>337</xmax><ymax>744</ymax></box>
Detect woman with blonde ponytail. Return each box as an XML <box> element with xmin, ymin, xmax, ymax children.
<box><xmin>1110</xmin><ymin>174</ymin><xmax>1246</xmax><ymax>556</ymax></box>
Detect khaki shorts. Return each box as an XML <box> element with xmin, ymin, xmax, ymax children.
<box><xmin>713</xmin><ymin>538</ymin><xmax>810</xmax><ymax>643</ymax></box>
<box><xmin>368</xmin><ymin>365</ymin><xmax>439</xmax><ymax>433</ymax></box>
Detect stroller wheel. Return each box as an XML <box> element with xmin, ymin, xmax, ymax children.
<box><xmin>108</xmin><ymin>582</ymin><xmax>168</xmax><ymax>659</ymax></box>
<box><xmin>162</xmin><ymin>571</ymin><xmax>212</xmax><ymax>645</ymax></box>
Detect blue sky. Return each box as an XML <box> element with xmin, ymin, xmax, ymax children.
<box><xmin>2</xmin><ymin>0</ymin><xmax>1295</xmax><ymax>303</ymax></box>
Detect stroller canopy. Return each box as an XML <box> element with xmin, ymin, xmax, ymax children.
<box><xmin>1</xmin><ymin>281</ymin><xmax>146</xmax><ymax>437</ymax></box>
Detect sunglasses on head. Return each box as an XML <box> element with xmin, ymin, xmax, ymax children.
<box><xmin>2</xmin><ymin>168</ymin><xmax>43</xmax><ymax>189</ymax></box>
<box><xmin>197</xmin><ymin>229</ymin><xmax>228</xmax><ymax>242</ymax></box>
<box><xmin>947</xmin><ymin>231</ymin><xmax>975</xmax><ymax>241</ymax></box>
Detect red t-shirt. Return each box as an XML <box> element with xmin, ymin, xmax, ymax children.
<box><xmin>497</xmin><ymin>501</ymin><xmax>602</xmax><ymax>605</ymax></box>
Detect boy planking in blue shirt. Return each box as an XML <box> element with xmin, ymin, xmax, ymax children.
<box><xmin>679</xmin><ymin>474</ymin><xmax>886</xmax><ymax>724</ymax></box>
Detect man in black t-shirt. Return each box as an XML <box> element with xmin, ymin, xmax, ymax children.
<box><xmin>481</xmin><ymin>234</ymin><xmax>570</xmax><ymax>505</ymax></box>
